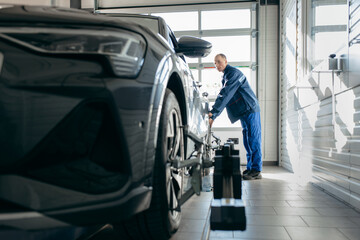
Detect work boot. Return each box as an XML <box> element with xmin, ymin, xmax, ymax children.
<box><xmin>243</xmin><ymin>169</ymin><xmax>262</xmax><ymax>180</ymax></box>
<box><xmin>242</xmin><ymin>169</ymin><xmax>250</xmax><ymax>176</ymax></box>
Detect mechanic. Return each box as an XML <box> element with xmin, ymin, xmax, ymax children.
<box><xmin>209</xmin><ymin>53</ymin><xmax>262</xmax><ymax>180</ymax></box>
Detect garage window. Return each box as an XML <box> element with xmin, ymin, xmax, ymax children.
<box><xmin>202</xmin><ymin>36</ymin><xmax>251</xmax><ymax>62</ymax></box>
<box><xmin>307</xmin><ymin>0</ymin><xmax>347</xmax><ymax>70</ymax></box>
<box><xmin>97</xmin><ymin>3</ymin><xmax>257</xmax><ymax>128</ymax></box>
<box><xmin>152</xmin><ymin>3</ymin><xmax>257</xmax><ymax>128</ymax></box>
<box><xmin>201</xmin><ymin>9</ymin><xmax>251</xmax><ymax>30</ymax></box>
<box><xmin>152</xmin><ymin>11</ymin><xmax>198</xmax><ymax>31</ymax></box>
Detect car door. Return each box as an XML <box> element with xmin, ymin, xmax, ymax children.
<box><xmin>168</xmin><ymin>30</ymin><xmax>208</xmax><ymax>142</ymax></box>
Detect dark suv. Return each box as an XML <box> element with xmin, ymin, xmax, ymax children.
<box><xmin>0</xmin><ymin>5</ymin><xmax>211</xmax><ymax>240</ymax></box>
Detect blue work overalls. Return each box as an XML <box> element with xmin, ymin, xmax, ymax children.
<box><xmin>210</xmin><ymin>65</ymin><xmax>262</xmax><ymax>172</ymax></box>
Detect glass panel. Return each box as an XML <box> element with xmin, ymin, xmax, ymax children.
<box><xmin>315</xmin><ymin>5</ymin><xmax>347</xmax><ymax>26</ymax></box>
<box><xmin>201</xmin><ymin>67</ymin><xmax>252</xmax><ymax>97</ymax></box>
<box><xmin>239</xmin><ymin>68</ymin><xmax>252</xmax><ymax>89</ymax></box>
<box><xmin>202</xmin><ymin>36</ymin><xmax>251</xmax><ymax>63</ymax></box>
<box><xmin>209</xmin><ymin>101</ymin><xmax>241</xmax><ymax>127</ymax></box>
<box><xmin>185</xmin><ymin>57</ymin><xmax>199</xmax><ymax>63</ymax></box>
<box><xmin>313</xmin><ymin>32</ymin><xmax>347</xmax><ymax>66</ymax></box>
<box><xmin>152</xmin><ymin>12</ymin><xmax>198</xmax><ymax>31</ymax></box>
<box><xmin>308</xmin><ymin>0</ymin><xmax>348</xmax><ymax>70</ymax></box>
<box><xmin>191</xmin><ymin>69</ymin><xmax>199</xmax><ymax>83</ymax></box>
<box><xmin>201</xmin><ymin>68</ymin><xmax>223</xmax><ymax>97</ymax></box>
<box><xmin>201</xmin><ymin>9</ymin><xmax>251</xmax><ymax>30</ymax></box>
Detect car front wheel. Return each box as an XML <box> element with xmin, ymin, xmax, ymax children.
<box><xmin>147</xmin><ymin>89</ymin><xmax>184</xmax><ymax>239</ymax></box>
<box><xmin>115</xmin><ymin>89</ymin><xmax>184</xmax><ymax>240</ymax></box>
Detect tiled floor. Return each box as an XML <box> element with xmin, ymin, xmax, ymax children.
<box><xmin>170</xmin><ymin>166</ymin><xmax>360</xmax><ymax>240</ymax></box>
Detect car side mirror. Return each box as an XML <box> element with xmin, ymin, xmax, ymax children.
<box><xmin>176</xmin><ymin>36</ymin><xmax>212</xmax><ymax>58</ymax></box>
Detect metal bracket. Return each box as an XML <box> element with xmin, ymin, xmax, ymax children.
<box><xmin>179</xmin><ymin>124</ymin><xmax>188</xmax><ymax>136</ymax></box>
<box><xmin>172</xmin><ymin>156</ymin><xmax>201</xmax><ymax>169</ymax></box>
<box><xmin>251</xmin><ymin>3</ymin><xmax>257</xmax><ymax>11</ymax></box>
<box><xmin>251</xmin><ymin>62</ymin><xmax>258</xmax><ymax>71</ymax></box>
<box><xmin>94</xmin><ymin>0</ymin><xmax>99</xmax><ymax>12</ymax></box>
<box><xmin>191</xmin><ymin>166</ymin><xmax>201</xmax><ymax>195</ymax></box>
<box><xmin>202</xmin><ymin>157</ymin><xmax>213</xmax><ymax>168</ymax></box>
<box><xmin>251</xmin><ymin>30</ymin><xmax>258</xmax><ymax>38</ymax></box>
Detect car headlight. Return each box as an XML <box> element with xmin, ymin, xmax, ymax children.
<box><xmin>0</xmin><ymin>27</ymin><xmax>146</xmax><ymax>78</ymax></box>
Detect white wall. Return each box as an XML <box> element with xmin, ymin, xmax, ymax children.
<box><xmin>258</xmin><ymin>4</ymin><xmax>279</xmax><ymax>163</ymax></box>
<box><xmin>280</xmin><ymin>0</ymin><xmax>360</xmax><ymax>210</ymax></box>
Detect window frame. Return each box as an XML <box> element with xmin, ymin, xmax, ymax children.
<box><xmin>306</xmin><ymin>0</ymin><xmax>348</xmax><ymax>72</ymax></box>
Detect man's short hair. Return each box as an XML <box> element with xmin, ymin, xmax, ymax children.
<box><xmin>216</xmin><ymin>53</ymin><xmax>227</xmax><ymax>60</ymax></box>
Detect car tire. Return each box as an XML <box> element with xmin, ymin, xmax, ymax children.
<box><xmin>115</xmin><ymin>89</ymin><xmax>184</xmax><ymax>240</ymax></box>
<box><xmin>146</xmin><ymin>89</ymin><xmax>184</xmax><ymax>239</ymax></box>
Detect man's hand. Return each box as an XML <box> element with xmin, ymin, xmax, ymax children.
<box><xmin>208</xmin><ymin>112</ymin><xmax>213</xmax><ymax>128</ymax></box>
<box><xmin>209</xmin><ymin>118</ymin><xmax>214</xmax><ymax>128</ymax></box>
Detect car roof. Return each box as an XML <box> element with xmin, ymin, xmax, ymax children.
<box><xmin>99</xmin><ymin>13</ymin><xmax>168</xmax><ymax>38</ymax></box>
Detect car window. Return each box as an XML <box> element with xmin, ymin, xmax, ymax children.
<box><xmin>167</xmin><ymin>27</ymin><xmax>177</xmax><ymax>49</ymax></box>
<box><xmin>168</xmin><ymin>27</ymin><xmax>186</xmax><ymax>61</ymax></box>
<box><xmin>167</xmin><ymin>34</ymin><xmax>175</xmax><ymax>49</ymax></box>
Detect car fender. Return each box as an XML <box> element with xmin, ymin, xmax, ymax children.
<box><xmin>143</xmin><ymin>51</ymin><xmax>173</xmax><ymax>179</ymax></box>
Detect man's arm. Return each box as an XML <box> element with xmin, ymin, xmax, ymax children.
<box><xmin>210</xmin><ymin>71</ymin><xmax>245</xmax><ymax>120</ymax></box>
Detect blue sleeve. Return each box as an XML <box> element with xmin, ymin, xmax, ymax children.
<box><xmin>210</xmin><ymin>69</ymin><xmax>245</xmax><ymax>120</ymax></box>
